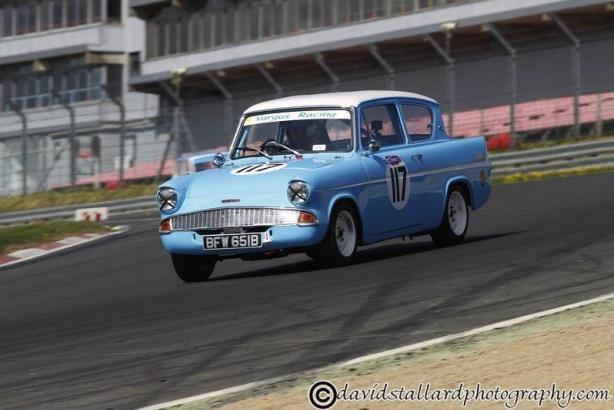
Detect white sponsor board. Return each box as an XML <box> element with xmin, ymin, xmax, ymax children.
<box><xmin>244</xmin><ymin>110</ymin><xmax>351</xmax><ymax>126</ymax></box>
<box><xmin>75</xmin><ymin>207</ymin><xmax>108</xmax><ymax>222</ymax></box>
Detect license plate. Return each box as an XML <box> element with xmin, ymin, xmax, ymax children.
<box><xmin>203</xmin><ymin>233</ymin><xmax>262</xmax><ymax>250</ymax></box>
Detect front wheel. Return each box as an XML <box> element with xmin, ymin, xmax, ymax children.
<box><xmin>430</xmin><ymin>186</ymin><xmax>470</xmax><ymax>247</ymax></box>
<box><xmin>307</xmin><ymin>204</ymin><xmax>358</xmax><ymax>265</ymax></box>
<box><xmin>171</xmin><ymin>253</ymin><xmax>217</xmax><ymax>283</ymax></box>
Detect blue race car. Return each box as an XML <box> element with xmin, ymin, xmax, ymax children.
<box><xmin>157</xmin><ymin>91</ymin><xmax>491</xmax><ymax>282</ymax></box>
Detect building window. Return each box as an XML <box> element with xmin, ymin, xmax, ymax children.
<box><xmin>90</xmin><ymin>67</ymin><xmax>102</xmax><ymax>100</ymax></box>
<box><xmin>168</xmin><ymin>19</ymin><xmax>177</xmax><ymax>55</ymax></box>
<box><xmin>189</xmin><ymin>14</ymin><xmax>200</xmax><ymax>52</ymax></box>
<box><xmin>79</xmin><ymin>0</ymin><xmax>88</xmax><ymax>25</ymax></box>
<box><xmin>52</xmin><ymin>0</ymin><xmax>63</xmax><ymax>29</ymax></box>
<box><xmin>2</xmin><ymin>4</ymin><xmax>14</xmax><ymax>37</ymax></box>
<box><xmin>40</xmin><ymin>75</ymin><xmax>51</xmax><ymax>107</ymax></box>
<box><xmin>67</xmin><ymin>0</ymin><xmax>78</xmax><ymax>27</ymax></box>
<box><xmin>41</xmin><ymin>0</ymin><xmax>51</xmax><ymax>31</ymax></box>
<box><xmin>157</xmin><ymin>20</ymin><xmax>167</xmax><ymax>57</ymax></box>
<box><xmin>107</xmin><ymin>0</ymin><xmax>121</xmax><ymax>23</ymax></box>
<box><xmin>129</xmin><ymin>52</ymin><xmax>141</xmax><ymax>77</ymax></box>
<box><xmin>16</xmin><ymin>2</ymin><xmax>36</xmax><ymax>35</ymax></box>
<box><xmin>92</xmin><ymin>0</ymin><xmax>102</xmax><ymax>23</ymax></box>
<box><xmin>1</xmin><ymin>63</ymin><xmax>105</xmax><ymax>113</ymax></box>
<box><xmin>2</xmin><ymin>79</ymin><xmax>13</xmax><ymax>111</ymax></box>
<box><xmin>179</xmin><ymin>15</ymin><xmax>189</xmax><ymax>52</ymax></box>
<box><xmin>146</xmin><ymin>20</ymin><xmax>158</xmax><ymax>58</ymax></box>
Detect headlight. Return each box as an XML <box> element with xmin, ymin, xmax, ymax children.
<box><xmin>287</xmin><ymin>181</ymin><xmax>310</xmax><ymax>204</ymax></box>
<box><xmin>157</xmin><ymin>187</ymin><xmax>178</xmax><ymax>211</ymax></box>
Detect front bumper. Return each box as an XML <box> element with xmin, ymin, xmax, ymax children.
<box><xmin>160</xmin><ymin>223</ymin><xmax>327</xmax><ymax>257</ymax></box>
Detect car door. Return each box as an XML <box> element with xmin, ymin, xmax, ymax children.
<box><xmin>359</xmin><ymin>102</ymin><xmax>426</xmax><ymax>237</ymax></box>
<box><xmin>398</xmin><ymin>101</ymin><xmax>446</xmax><ymax>229</ymax></box>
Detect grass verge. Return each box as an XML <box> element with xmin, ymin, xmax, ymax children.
<box><xmin>492</xmin><ymin>165</ymin><xmax>614</xmax><ymax>184</ymax></box>
<box><xmin>175</xmin><ymin>299</ymin><xmax>614</xmax><ymax>410</ymax></box>
<box><xmin>0</xmin><ymin>183</ymin><xmax>157</xmax><ymax>214</ymax></box>
<box><xmin>0</xmin><ymin>220</ymin><xmax>111</xmax><ymax>255</ymax></box>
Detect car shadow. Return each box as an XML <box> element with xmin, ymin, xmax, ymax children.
<box><xmin>208</xmin><ymin>230</ymin><xmax>526</xmax><ymax>282</ymax></box>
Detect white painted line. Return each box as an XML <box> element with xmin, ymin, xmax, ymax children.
<box><xmin>56</xmin><ymin>236</ymin><xmax>88</xmax><ymax>245</ymax></box>
<box><xmin>8</xmin><ymin>248</ymin><xmax>49</xmax><ymax>259</ymax></box>
<box><xmin>82</xmin><ymin>233</ymin><xmax>103</xmax><ymax>239</ymax></box>
<box><xmin>341</xmin><ymin>291</ymin><xmax>614</xmax><ymax>366</ymax></box>
<box><xmin>137</xmin><ymin>291</ymin><xmax>614</xmax><ymax>410</ymax></box>
<box><xmin>0</xmin><ymin>226</ymin><xmax>129</xmax><ymax>270</ymax></box>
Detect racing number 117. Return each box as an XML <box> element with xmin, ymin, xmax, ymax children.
<box><xmin>389</xmin><ymin>165</ymin><xmax>407</xmax><ymax>203</ymax></box>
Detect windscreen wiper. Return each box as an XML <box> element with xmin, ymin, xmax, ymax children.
<box><xmin>235</xmin><ymin>145</ymin><xmax>273</xmax><ymax>160</ymax></box>
<box><xmin>263</xmin><ymin>141</ymin><xmax>303</xmax><ymax>159</ymax></box>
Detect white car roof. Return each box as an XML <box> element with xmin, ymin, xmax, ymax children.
<box><xmin>244</xmin><ymin>90</ymin><xmax>437</xmax><ymax>114</ymax></box>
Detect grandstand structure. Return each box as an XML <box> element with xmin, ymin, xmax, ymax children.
<box><xmin>1</xmin><ymin>0</ymin><xmax>614</xmax><ymax>195</ymax></box>
<box><xmin>130</xmin><ymin>0</ymin><xmax>614</xmax><ymax>150</ymax></box>
<box><xmin>0</xmin><ymin>0</ymin><xmax>158</xmax><ymax>196</ymax></box>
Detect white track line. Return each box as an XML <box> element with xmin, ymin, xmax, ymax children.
<box><xmin>0</xmin><ymin>226</ymin><xmax>129</xmax><ymax>270</ymax></box>
<box><xmin>137</xmin><ymin>292</ymin><xmax>614</xmax><ymax>410</ymax></box>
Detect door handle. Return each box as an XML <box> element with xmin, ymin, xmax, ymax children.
<box><xmin>411</xmin><ymin>154</ymin><xmax>423</xmax><ymax>160</ymax></box>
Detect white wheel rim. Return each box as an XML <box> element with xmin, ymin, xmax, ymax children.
<box><xmin>335</xmin><ymin>210</ymin><xmax>356</xmax><ymax>257</ymax></box>
<box><xmin>448</xmin><ymin>191</ymin><xmax>468</xmax><ymax>236</ymax></box>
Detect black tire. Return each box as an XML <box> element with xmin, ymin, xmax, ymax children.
<box><xmin>171</xmin><ymin>253</ymin><xmax>217</xmax><ymax>283</ymax></box>
<box><xmin>307</xmin><ymin>203</ymin><xmax>358</xmax><ymax>265</ymax></box>
<box><xmin>430</xmin><ymin>186</ymin><xmax>470</xmax><ymax>247</ymax></box>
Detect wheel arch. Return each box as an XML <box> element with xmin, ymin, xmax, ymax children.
<box><xmin>444</xmin><ymin>176</ymin><xmax>473</xmax><ymax>209</ymax></box>
<box><xmin>327</xmin><ymin>194</ymin><xmax>365</xmax><ymax>246</ymax></box>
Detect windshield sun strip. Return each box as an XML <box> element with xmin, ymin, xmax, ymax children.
<box><xmin>230</xmin><ymin>107</ymin><xmax>355</xmax><ymax>159</ymax></box>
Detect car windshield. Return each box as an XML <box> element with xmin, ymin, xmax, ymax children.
<box><xmin>232</xmin><ymin>109</ymin><xmax>353</xmax><ymax>159</ymax></box>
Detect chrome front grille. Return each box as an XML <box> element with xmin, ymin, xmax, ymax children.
<box><xmin>170</xmin><ymin>207</ymin><xmax>301</xmax><ymax>230</ymax></box>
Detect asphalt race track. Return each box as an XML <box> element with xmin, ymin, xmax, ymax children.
<box><xmin>1</xmin><ymin>173</ymin><xmax>613</xmax><ymax>410</ymax></box>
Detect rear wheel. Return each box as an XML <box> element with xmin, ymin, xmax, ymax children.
<box><xmin>307</xmin><ymin>204</ymin><xmax>358</xmax><ymax>265</ymax></box>
<box><xmin>171</xmin><ymin>253</ymin><xmax>217</xmax><ymax>282</ymax></box>
<box><xmin>431</xmin><ymin>186</ymin><xmax>469</xmax><ymax>247</ymax></box>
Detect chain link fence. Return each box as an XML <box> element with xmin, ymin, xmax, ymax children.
<box><xmin>1</xmin><ymin>88</ymin><xmax>613</xmax><ymax>198</ymax></box>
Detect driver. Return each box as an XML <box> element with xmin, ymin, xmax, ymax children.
<box><xmin>285</xmin><ymin>123</ymin><xmax>312</xmax><ymax>151</ymax></box>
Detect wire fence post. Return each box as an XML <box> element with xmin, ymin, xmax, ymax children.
<box><xmin>424</xmin><ymin>33</ymin><xmax>455</xmax><ymax>137</ymax></box>
<box><xmin>103</xmin><ymin>85</ymin><xmax>126</xmax><ymax>188</ymax></box>
<box><xmin>484</xmin><ymin>23</ymin><xmax>518</xmax><ymax>149</ymax></box>
<box><xmin>53</xmin><ymin>90</ymin><xmax>77</xmax><ymax>190</ymax></box>
<box><xmin>67</xmin><ymin>105</ymin><xmax>77</xmax><ymax>190</ymax></box>
<box><xmin>11</xmin><ymin>104</ymin><xmax>28</xmax><ymax>196</ymax></box>
<box><xmin>551</xmin><ymin>13</ymin><xmax>581</xmax><ymax>139</ymax></box>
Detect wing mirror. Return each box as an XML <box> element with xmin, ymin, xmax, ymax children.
<box><xmin>212</xmin><ymin>152</ymin><xmax>226</xmax><ymax>168</ymax></box>
<box><xmin>368</xmin><ymin>139</ymin><xmax>381</xmax><ymax>153</ymax></box>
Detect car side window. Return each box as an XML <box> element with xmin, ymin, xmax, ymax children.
<box><xmin>361</xmin><ymin>104</ymin><xmax>404</xmax><ymax>148</ymax></box>
<box><xmin>400</xmin><ymin>104</ymin><xmax>434</xmax><ymax>142</ymax></box>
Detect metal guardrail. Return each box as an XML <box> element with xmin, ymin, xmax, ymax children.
<box><xmin>490</xmin><ymin>137</ymin><xmax>614</xmax><ymax>175</ymax></box>
<box><xmin>0</xmin><ymin>196</ymin><xmax>157</xmax><ymax>225</ymax></box>
<box><xmin>1</xmin><ymin>137</ymin><xmax>613</xmax><ymax>225</ymax></box>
